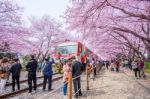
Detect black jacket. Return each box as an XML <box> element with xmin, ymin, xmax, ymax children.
<box><xmin>26</xmin><ymin>59</ymin><xmax>38</xmax><ymax>74</ymax></box>
<box><xmin>10</xmin><ymin>63</ymin><xmax>22</xmax><ymax>76</ymax></box>
<box><xmin>72</xmin><ymin>61</ymin><xmax>81</xmax><ymax>78</ymax></box>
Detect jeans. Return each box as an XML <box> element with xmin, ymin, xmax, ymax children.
<box><xmin>63</xmin><ymin>82</ymin><xmax>68</xmax><ymax>95</ymax></box>
<box><xmin>12</xmin><ymin>75</ymin><xmax>20</xmax><ymax>91</ymax></box>
<box><xmin>43</xmin><ymin>75</ymin><xmax>52</xmax><ymax>90</ymax></box>
<box><xmin>73</xmin><ymin>77</ymin><xmax>82</xmax><ymax>96</ymax></box>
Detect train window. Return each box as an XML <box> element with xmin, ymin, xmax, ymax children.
<box><xmin>58</xmin><ymin>45</ymin><xmax>77</xmax><ymax>54</ymax></box>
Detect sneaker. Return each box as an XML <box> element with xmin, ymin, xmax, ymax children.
<box><xmin>63</xmin><ymin>95</ymin><xmax>67</xmax><ymax>99</ymax></box>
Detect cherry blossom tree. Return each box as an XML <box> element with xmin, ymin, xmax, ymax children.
<box><xmin>24</xmin><ymin>15</ymin><xmax>70</xmax><ymax>61</ymax></box>
<box><xmin>0</xmin><ymin>0</ymin><xmax>72</xmax><ymax>60</ymax></box>
<box><xmin>0</xmin><ymin>0</ymin><xmax>30</xmax><ymax>54</ymax></box>
<box><xmin>65</xmin><ymin>0</ymin><xmax>150</xmax><ymax>60</ymax></box>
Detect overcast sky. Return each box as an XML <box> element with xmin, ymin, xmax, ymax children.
<box><xmin>15</xmin><ymin>0</ymin><xmax>69</xmax><ymax>26</ymax></box>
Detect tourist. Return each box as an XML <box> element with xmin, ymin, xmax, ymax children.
<box><xmin>115</xmin><ymin>59</ymin><xmax>120</xmax><ymax>72</ymax></box>
<box><xmin>42</xmin><ymin>57</ymin><xmax>53</xmax><ymax>91</ymax></box>
<box><xmin>137</xmin><ymin>57</ymin><xmax>145</xmax><ymax>78</ymax></box>
<box><xmin>92</xmin><ymin>58</ymin><xmax>96</xmax><ymax>76</ymax></box>
<box><xmin>71</xmin><ymin>56</ymin><xmax>82</xmax><ymax>98</ymax></box>
<box><xmin>106</xmin><ymin>61</ymin><xmax>110</xmax><ymax>70</ymax></box>
<box><xmin>128</xmin><ymin>59</ymin><xmax>132</xmax><ymax>70</ymax></box>
<box><xmin>26</xmin><ymin>55</ymin><xmax>38</xmax><ymax>93</ymax></box>
<box><xmin>63</xmin><ymin>59</ymin><xmax>71</xmax><ymax>96</ymax></box>
<box><xmin>0</xmin><ymin>58</ymin><xmax>11</xmax><ymax>93</ymax></box>
<box><xmin>110</xmin><ymin>61</ymin><xmax>115</xmax><ymax>71</ymax></box>
<box><xmin>10</xmin><ymin>58</ymin><xmax>22</xmax><ymax>91</ymax></box>
<box><xmin>2</xmin><ymin>57</ymin><xmax>11</xmax><ymax>82</ymax></box>
<box><xmin>132</xmin><ymin>59</ymin><xmax>140</xmax><ymax>79</ymax></box>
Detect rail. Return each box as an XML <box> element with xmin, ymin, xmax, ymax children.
<box><xmin>1</xmin><ymin>64</ymin><xmax>102</xmax><ymax>99</ymax></box>
<box><xmin>0</xmin><ymin>73</ymin><xmax>62</xmax><ymax>99</ymax></box>
<box><xmin>5</xmin><ymin>73</ymin><xmax>57</xmax><ymax>87</ymax></box>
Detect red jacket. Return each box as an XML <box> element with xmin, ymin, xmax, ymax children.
<box><xmin>116</xmin><ymin>61</ymin><xmax>120</xmax><ymax>68</ymax></box>
<box><xmin>137</xmin><ymin>60</ymin><xmax>144</xmax><ymax>69</ymax></box>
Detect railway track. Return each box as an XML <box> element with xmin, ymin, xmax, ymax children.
<box><xmin>0</xmin><ymin>75</ymin><xmax>63</xmax><ymax>99</ymax></box>
<box><xmin>5</xmin><ymin>73</ymin><xmax>57</xmax><ymax>87</ymax></box>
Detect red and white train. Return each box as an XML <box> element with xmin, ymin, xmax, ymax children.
<box><xmin>54</xmin><ymin>41</ymin><xmax>97</xmax><ymax>62</ymax></box>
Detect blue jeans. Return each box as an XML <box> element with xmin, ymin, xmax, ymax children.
<box><xmin>73</xmin><ymin>77</ymin><xmax>82</xmax><ymax>96</ymax></box>
<box><xmin>63</xmin><ymin>82</ymin><xmax>68</xmax><ymax>95</ymax></box>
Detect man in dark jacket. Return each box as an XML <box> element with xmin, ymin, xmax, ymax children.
<box><xmin>71</xmin><ymin>57</ymin><xmax>82</xmax><ymax>98</ymax></box>
<box><xmin>26</xmin><ymin>55</ymin><xmax>38</xmax><ymax>93</ymax></box>
<box><xmin>42</xmin><ymin>57</ymin><xmax>53</xmax><ymax>91</ymax></box>
<box><xmin>10</xmin><ymin>58</ymin><xmax>22</xmax><ymax>91</ymax></box>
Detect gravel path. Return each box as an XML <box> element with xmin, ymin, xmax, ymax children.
<box><xmin>80</xmin><ymin>68</ymin><xmax>150</xmax><ymax>99</ymax></box>
<box><xmin>8</xmin><ymin>68</ymin><xmax>150</xmax><ymax>99</ymax></box>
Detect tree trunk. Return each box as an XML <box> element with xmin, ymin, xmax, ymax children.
<box><xmin>147</xmin><ymin>48</ymin><xmax>150</xmax><ymax>61</ymax></box>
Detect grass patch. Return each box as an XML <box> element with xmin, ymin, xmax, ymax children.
<box><xmin>145</xmin><ymin>69</ymin><xmax>150</xmax><ymax>74</ymax></box>
<box><xmin>145</xmin><ymin>62</ymin><xmax>150</xmax><ymax>74</ymax></box>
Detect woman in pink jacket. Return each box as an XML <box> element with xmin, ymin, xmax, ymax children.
<box><xmin>63</xmin><ymin>59</ymin><xmax>71</xmax><ymax>96</ymax></box>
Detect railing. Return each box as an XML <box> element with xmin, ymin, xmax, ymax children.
<box><xmin>38</xmin><ymin>63</ymin><xmax>102</xmax><ymax>99</ymax></box>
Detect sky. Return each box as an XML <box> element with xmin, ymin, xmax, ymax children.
<box><xmin>14</xmin><ymin>0</ymin><xmax>69</xmax><ymax>26</ymax></box>
<box><xmin>14</xmin><ymin>0</ymin><xmax>80</xmax><ymax>39</ymax></box>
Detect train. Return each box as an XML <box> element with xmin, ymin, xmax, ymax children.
<box><xmin>52</xmin><ymin>41</ymin><xmax>98</xmax><ymax>73</ymax></box>
<box><xmin>54</xmin><ymin>41</ymin><xmax>97</xmax><ymax>62</ymax></box>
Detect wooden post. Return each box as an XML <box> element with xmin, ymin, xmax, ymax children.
<box><xmin>92</xmin><ymin>65</ymin><xmax>95</xmax><ymax>80</ymax></box>
<box><xmin>97</xmin><ymin>63</ymin><xmax>100</xmax><ymax>73</ymax></box>
<box><xmin>86</xmin><ymin>66</ymin><xmax>89</xmax><ymax>90</ymax></box>
<box><xmin>68</xmin><ymin>71</ymin><xmax>72</xmax><ymax>99</ymax></box>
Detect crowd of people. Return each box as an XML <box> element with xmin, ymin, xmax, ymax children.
<box><xmin>62</xmin><ymin>57</ymin><xmax>101</xmax><ymax>98</ymax></box>
<box><xmin>104</xmin><ymin>57</ymin><xmax>146</xmax><ymax>79</ymax></box>
<box><xmin>1</xmin><ymin>55</ymin><xmax>145</xmax><ymax>97</ymax></box>
<box><xmin>131</xmin><ymin>57</ymin><xmax>145</xmax><ymax>79</ymax></box>
<box><xmin>0</xmin><ymin>55</ymin><xmax>101</xmax><ymax>98</ymax></box>
<box><xmin>0</xmin><ymin>55</ymin><xmax>54</xmax><ymax>94</ymax></box>
<box><xmin>0</xmin><ymin>54</ymin><xmax>146</xmax><ymax>98</ymax></box>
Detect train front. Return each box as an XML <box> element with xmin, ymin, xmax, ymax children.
<box><xmin>55</xmin><ymin>42</ymin><xmax>79</xmax><ymax>61</ymax></box>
